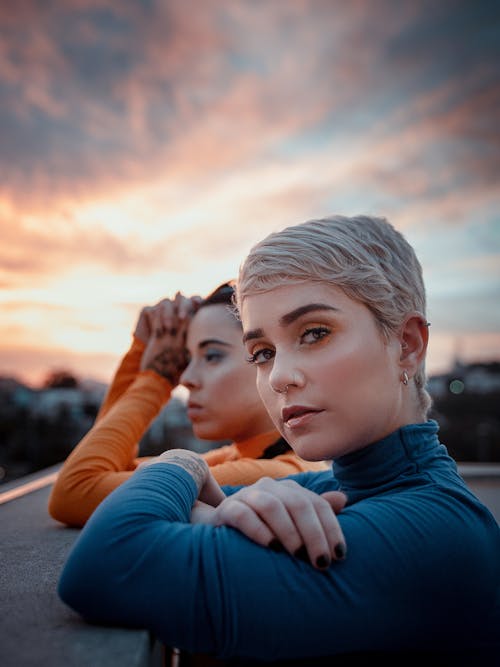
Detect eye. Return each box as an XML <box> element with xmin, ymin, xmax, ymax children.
<box><xmin>203</xmin><ymin>348</ymin><xmax>225</xmax><ymax>363</ymax></box>
<box><xmin>301</xmin><ymin>326</ymin><xmax>330</xmax><ymax>345</ymax></box>
<box><xmin>246</xmin><ymin>347</ymin><xmax>274</xmax><ymax>365</ymax></box>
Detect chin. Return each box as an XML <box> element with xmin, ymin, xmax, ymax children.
<box><xmin>192</xmin><ymin>424</ymin><xmax>221</xmax><ymax>442</ymax></box>
<box><xmin>290</xmin><ymin>437</ymin><xmax>332</xmax><ymax>462</ymax></box>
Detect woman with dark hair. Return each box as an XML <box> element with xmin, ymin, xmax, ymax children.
<box><xmin>49</xmin><ymin>281</ymin><xmax>326</xmax><ymax>527</ymax></box>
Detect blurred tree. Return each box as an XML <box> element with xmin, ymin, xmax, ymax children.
<box><xmin>43</xmin><ymin>370</ymin><xmax>79</xmax><ymax>389</ymax></box>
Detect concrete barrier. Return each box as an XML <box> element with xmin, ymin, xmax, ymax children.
<box><xmin>0</xmin><ymin>467</ymin><xmax>166</xmax><ymax>667</ymax></box>
<box><xmin>1</xmin><ymin>463</ymin><xmax>498</xmax><ymax>666</ymax></box>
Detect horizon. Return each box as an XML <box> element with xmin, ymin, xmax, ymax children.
<box><xmin>4</xmin><ymin>354</ymin><xmax>500</xmax><ymax>393</ymax></box>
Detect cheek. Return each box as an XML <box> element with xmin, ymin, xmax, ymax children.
<box><xmin>256</xmin><ymin>372</ymin><xmax>276</xmax><ymax>409</ymax></box>
<box><xmin>215</xmin><ymin>360</ymin><xmax>252</xmax><ymax>396</ymax></box>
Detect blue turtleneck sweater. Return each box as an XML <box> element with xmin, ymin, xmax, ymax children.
<box><xmin>58</xmin><ymin>421</ymin><xmax>499</xmax><ymax>661</ymax></box>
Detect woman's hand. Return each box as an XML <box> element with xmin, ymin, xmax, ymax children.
<box><xmin>134</xmin><ymin>292</ymin><xmax>202</xmax><ymax>344</ymax></box>
<box><xmin>138</xmin><ymin>292</ymin><xmax>201</xmax><ymax>386</ymax></box>
<box><xmin>192</xmin><ymin>477</ymin><xmax>347</xmax><ymax>570</ymax></box>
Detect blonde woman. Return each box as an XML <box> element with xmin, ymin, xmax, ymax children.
<box><xmin>59</xmin><ymin>216</ymin><xmax>499</xmax><ymax>662</ymax></box>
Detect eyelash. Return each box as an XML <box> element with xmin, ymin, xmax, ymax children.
<box><xmin>246</xmin><ymin>349</ymin><xmax>273</xmax><ymax>365</ymax></box>
<box><xmin>203</xmin><ymin>350</ymin><xmax>225</xmax><ymax>363</ymax></box>
<box><xmin>246</xmin><ymin>326</ymin><xmax>331</xmax><ymax>365</ymax></box>
<box><xmin>302</xmin><ymin>326</ymin><xmax>330</xmax><ymax>343</ymax></box>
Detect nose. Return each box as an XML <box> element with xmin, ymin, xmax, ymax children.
<box><xmin>268</xmin><ymin>353</ymin><xmax>303</xmax><ymax>394</ymax></box>
<box><xmin>179</xmin><ymin>361</ymin><xmax>200</xmax><ymax>390</ymax></box>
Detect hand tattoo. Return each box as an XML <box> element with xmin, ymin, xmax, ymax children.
<box><xmin>146</xmin><ymin>347</ymin><xmax>190</xmax><ymax>385</ymax></box>
<box><xmin>161</xmin><ymin>453</ymin><xmax>208</xmax><ymax>492</ymax></box>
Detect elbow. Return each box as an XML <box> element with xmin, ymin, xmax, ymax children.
<box><xmin>58</xmin><ymin>564</ymin><xmax>100</xmax><ymax>621</ymax></box>
<box><xmin>48</xmin><ymin>487</ymin><xmax>87</xmax><ymax>527</ymax></box>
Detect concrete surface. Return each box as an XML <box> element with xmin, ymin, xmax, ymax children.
<box><xmin>0</xmin><ymin>469</ymin><xmax>164</xmax><ymax>667</ymax></box>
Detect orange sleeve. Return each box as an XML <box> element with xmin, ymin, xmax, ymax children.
<box><xmin>97</xmin><ymin>335</ymin><xmax>145</xmax><ymax>420</ymax></box>
<box><xmin>202</xmin><ymin>444</ymin><xmax>240</xmax><ymax>466</ymax></box>
<box><xmin>48</xmin><ymin>370</ymin><xmax>172</xmax><ymax>527</ymax></box>
<box><xmin>208</xmin><ymin>452</ymin><xmax>329</xmax><ymax>487</ymax></box>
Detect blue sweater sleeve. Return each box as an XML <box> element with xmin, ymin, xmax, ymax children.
<box><xmin>59</xmin><ymin>463</ymin><xmax>500</xmax><ymax>660</ymax></box>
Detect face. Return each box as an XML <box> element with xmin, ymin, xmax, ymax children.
<box><xmin>241</xmin><ymin>282</ymin><xmax>406</xmax><ymax>460</ymax></box>
<box><xmin>180</xmin><ymin>303</ymin><xmax>274</xmax><ymax>442</ymax></box>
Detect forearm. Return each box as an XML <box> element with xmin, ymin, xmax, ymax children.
<box><xmin>48</xmin><ymin>371</ymin><xmax>172</xmax><ymax>526</ymax></box>
<box><xmin>97</xmin><ymin>336</ymin><xmax>146</xmax><ymax>420</ymax></box>
<box><xmin>141</xmin><ymin>449</ymin><xmax>226</xmax><ymax>507</ymax></box>
<box><xmin>58</xmin><ymin>470</ymin><xmax>497</xmax><ymax>660</ymax></box>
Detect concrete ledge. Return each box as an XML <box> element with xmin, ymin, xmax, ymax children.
<box><xmin>1</xmin><ymin>463</ymin><xmax>498</xmax><ymax>666</ymax></box>
<box><xmin>457</xmin><ymin>464</ymin><xmax>500</xmax><ymax>523</ymax></box>
<box><xmin>458</xmin><ymin>463</ymin><xmax>500</xmax><ymax>478</ymax></box>
<box><xmin>0</xmin><ymin>468</ymin><xmax>165</xmax><ymax>667</ymax></box>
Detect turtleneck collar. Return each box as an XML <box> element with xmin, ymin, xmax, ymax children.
<box><xmin>332</xmin><ymin>421</ymin><xmax>443</xmax><ymax>496</ymax></box>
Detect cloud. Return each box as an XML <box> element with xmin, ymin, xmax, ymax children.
<box><xmin>0</xmin><ymin>0</ymin><xmax>499</xmax><ymax>382</ymax></box>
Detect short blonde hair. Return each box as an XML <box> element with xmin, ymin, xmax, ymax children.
<box><xmin>236</xmin><ymin>214</ymin><xmax>432</xmax><ymax>415</ymax></box>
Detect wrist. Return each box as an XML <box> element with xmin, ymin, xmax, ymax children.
<box><xmin>154</xmin><ymin>450</ymin><xmax>209</xmax><ymax>493</ymax></box>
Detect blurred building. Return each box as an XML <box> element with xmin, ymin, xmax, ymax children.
<box><xmin>1</xmin><ymin>359</ymin><xmax>499</xmax><ymax>483</ymax></box>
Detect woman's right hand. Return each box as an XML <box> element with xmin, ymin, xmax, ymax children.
<box><xmin>134</xmin><ymin>292</ymin><xmax>202</xmax><ymax>344</ymax></box>
<box><xmin>137</xmin><ymin>292</ymin><xmax>201</xmax><ymax>386</ymax></box>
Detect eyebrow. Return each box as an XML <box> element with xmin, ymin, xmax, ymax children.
<box><xmin>242</xmin><ymin>303</ymin><xmax>339</xmax><ymax>343</ymax></box>
<box><xmin>198</xmin><ymin>338</ymin><xmax>232</xmax><ymax>349</ymax></box>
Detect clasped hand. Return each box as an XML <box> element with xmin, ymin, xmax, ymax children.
<box><xmin>140</xmin><ymin>448</ymin><xmax>347</xmax><ymax>571</ymax></box>
<box><xmin>135</xmin><ymin>291</ymin><xmax>201</xmax><ymax>386</ymax></box>
<box><xmin>193</xmin><ymin>475</ymin><xmax>347</xmax><ymax>571</ymax></box>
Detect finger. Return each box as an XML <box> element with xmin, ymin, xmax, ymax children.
<box><xmin>190</xmin><ymin>295</ymin><xmax>203</xmax><ymax>313</ymax></box>
<box><xmin>319</xmin><ymin>491</ymin><xmax>347</xmax><ymax>560</ymax></box>
<box><xmin>191</xmin><ymin>501</ymin><xmax>218</xmax><ymax>526</ymax></box>
<box><xmin>215</xmin><ymin>499</ymin><xmax>275</xmax><ymax>547</ymax></box>
<box><xmin>237</xmin><ymin>487</ymin><xmax>303</xmax><ymax>555</ymax></box>
<box><xmin>321</xmin><ymin>491</ymin><xmax>348</xmax><ymax>515</ymax></box>
<box><xmin>314</xmin><ymin>498</ymin><xmax>346</xmax><ymax>564</ymax></box>
<box><xmin>277</xmin><ymin>492</ymin><xmax>333</xmax><ymax>569</ymax></box>
<box><xmin>258</xmin><ymin>479</ymin><xmax>342</xmax><ymax>569</ymax></box>
<box><xmin>151</xmin><ymin>308</ymin><xmax>166</xmax><ymax>338</ymax></box>
<box><xmin>158</xmin><ymin>299</ymin><xmax>177</xmax><ymax>331</ymax></box>
<box><xmin>176</xmin><ymin>293</ymin><xmax>194</xmax><ymax>320</ymax></box>
<box><xmin>134</xmin><ymin>306</ymin><xmax>153</xmax><ymax>343</ymax></box>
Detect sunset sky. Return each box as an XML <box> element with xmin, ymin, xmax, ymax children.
<box><xmin>1</xmin><ymin>0</ymin><xmax>499</xmax><ymax>388</ymax></box>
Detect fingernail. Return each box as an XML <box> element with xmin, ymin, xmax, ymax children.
<box><xmin>268</xmin><ymin>539</ymin><xmax>284</xmax><ymax>552</ymax></box>
<box><xmin>316</xmin><ymin>555</ymin><xmax>330</xmax><ymax>570</ymax></box>
<box><xmin>334</xmin><ymin>543</ymin><xmax>346</xmax><ymax>560</ymax></box>
<box><xmin>294</xmin><ymin>545</ymin><xmax>310</xmax><ymax>563</ymax></box>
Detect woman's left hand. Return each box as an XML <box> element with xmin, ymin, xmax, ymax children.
<box><xmin>192</xmin><ymin>477</ymin><xmax>347</xmax><ymax>570</ymax></box>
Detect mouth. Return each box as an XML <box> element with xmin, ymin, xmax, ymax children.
<box><xmin>186</xmin><ymin>401</ymin><xmax>204</xmax><ymax>419</ymax></box>
<box><xmin>281</xmin><ymin>405</ymin><xmax>323</xmax><ymax>429</ymax></box>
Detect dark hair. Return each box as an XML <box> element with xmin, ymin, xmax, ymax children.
<box><xmin>199</xmin><ymin>281</ymin><xmax>236</xmax><ymax>309</ymax></box>
<box><xmin>260</xmin><ymin>436</ymin><xmax>291</xmax><ymax>458</ymax></box>
<box><xmin>197</xmin><ymin>281</ymin><xmax>292</xmax><ymax>455</ymax></box>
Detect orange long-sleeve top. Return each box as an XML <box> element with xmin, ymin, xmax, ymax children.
<box><xmin>48</xmin><ymin>336</ymin><xmax>327</xmax><ymax>527</ymax></box>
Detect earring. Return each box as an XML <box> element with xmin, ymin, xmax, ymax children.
<box><xmin>401</xmin><ymin>370</ymin><xmax>409</xmax><ymax>385</ymax></box>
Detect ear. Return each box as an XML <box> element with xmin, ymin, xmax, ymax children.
<box><xmin>399</xmin><ymin>312</ymin><xmax>429</xmax><ymax>376</ymax></box>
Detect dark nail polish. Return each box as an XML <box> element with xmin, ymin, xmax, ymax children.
<box><xmin>316</xmin><ymin>555</ymin><xmax>330</xmax><ymax>570</ymax></box>
<box><xmin>334</xmin><ymin>543</ymin><xmax>346</xmax><ymax>560</ymax></box>
<box><xmin>268</xmin><ymin>539</ymin><xmax>284</xmax><ymax>552</ymax></box>
<box><xmin>294</xmin><ymin>545</ymin><xmax>310</xmax><ymax>563</ymax></box>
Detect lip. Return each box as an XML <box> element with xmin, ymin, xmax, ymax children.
<box><xmin>281</xmin><ymin>405</ymin><xmax>324</xmax><ymax>429</ymax></box>
<box><xmin>186</xmin><ymin>401</ymin><xmax>204</xmax><ymax>420</ymax></box>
